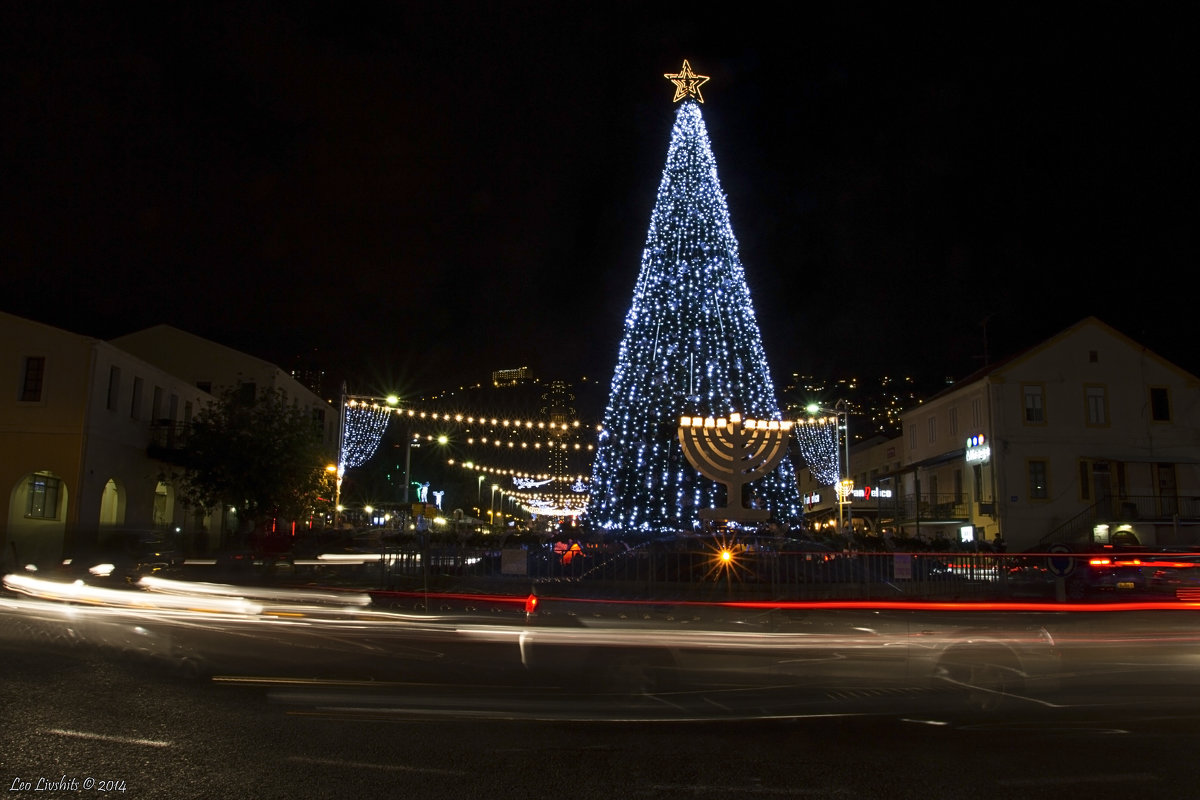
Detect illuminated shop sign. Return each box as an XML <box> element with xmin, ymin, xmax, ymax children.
<box><xmin>807</xmin><ymin>488</ymin><xmax>892</xmax><ymax>505</ymax></box>
<box><xmin>965</xmin><ymin>434</ymin><xmax>991</xmax><ymax>464</ymax></box>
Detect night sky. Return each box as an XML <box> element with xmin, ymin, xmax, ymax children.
<box><xmin>3</xmin><ymin>4</ymin><xmax>1195</xmax><ymax>403</ymax></box>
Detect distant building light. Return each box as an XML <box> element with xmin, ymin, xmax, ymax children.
<box><xmin>491</xmin><ymin>367</ymin><xmax>532</xmax><ymax>387</ymax></box>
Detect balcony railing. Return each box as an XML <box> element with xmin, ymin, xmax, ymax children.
<box><xmin>1039</xmin><ymin>495</ymin><xmax>1200</xmax><ymax>547</ymax></box>
<box><xmin>147</xmin><ymin>421</ymin><xmax>190</xmax><ymax>458</ymax></box>
<box><xmin>875</xmin><ymin>493</ymin><xmax>973</xmax><ymax>524</ymax></box>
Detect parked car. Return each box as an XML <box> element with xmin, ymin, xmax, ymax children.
<box><xmin>63</xmin><ymin>529</ymin><xmax>184</xmax><ymax>583</ymax></box>
<box><xmin>1144</xmin><ymin>553</ymin><xmax>1200</xmax><ymax>597</ymax></box>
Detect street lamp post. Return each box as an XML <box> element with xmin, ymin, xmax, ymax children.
<box><xmin>490</xmin><ymin>484</ymin><xmax>500</xmax><ymax>532</ymax></box>
<box><xmin>326</xmin><ymin>464</ymin><xmax>343</xmax><ymax>530</ymax></box>
<box><xmin>835</xmin><ymin>399</ymin><xmax>852</xmax><ymax>536</ymax></box>
<box><xmin>402</xmin><ymin>436</ymin><xmax>419</xmax><ymax>505</ymax></box>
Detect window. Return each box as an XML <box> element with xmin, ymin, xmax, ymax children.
<box><xmin>152</xmin><ymin>386</ymin><xmax>163</xmax><ymax>420</ymax></box>
<box><xmin>20</xmin><ymin>356</ymin><xmax>45</xmax><ymax>402</ymax></box>
<box><xmin>971</xmin><ymin>397</ymin><xmax>982</xmax><ymax>428</ymax></box>
<box><xmin>1023</xmin><ymin>384</ymin><xmax>1045</xmax><ymax>424</ymax></box>
<box><xmin>1079</xmin><ymin>460</ymin><xmax>1090</xmax><ymax>501</ymax></box>
<box><xmin>927</xmin><ymin>416</ymin><xmax>937</xmax><ymax>444</ymax></box>
<box><xmin>1150</xmin><ymin>387</ymin><xmax>1171</xmax><ymax>422</ymax></box>
<box><xmin>948</xmin><ymin>407</ymin><xmax>958</xmax><ymax>437</ymax></box>
<box><xmin>131</xmin><ymin>377</ymin><xmax>144</xmax><ymax>419</ymax></box>
<box><xmin>1028</xmin><ymin>460</ymin><xmax>1048</xmax><ymax>500</ymax></box>
<box><xmin>26</xmin><ymin>473</ymin><xmax>60</xmax><ymax>519</ymax></box>
<box><xmin>106</xmin><ymin>366</ymin><xmax>121</xmax><ymax>411</ymax></box>
<box><xmin>908</xmin><ymin>422</ymin><xmax>916</xmax><ymax>451</ymax></box>
<box><xmin>1085</xmin><ymin>385</ymin><xmax>1108</xmax><ymax>426</ymax></box>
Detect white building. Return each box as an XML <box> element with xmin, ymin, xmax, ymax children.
<box><xmin>1</xmin><ymin>312</ymin><xmax>213</xmax><ymax>569</ymax></box>
<box><xmin>2</xmin><ymin>314</ymin><xmax>337</xmax><ymax>571</ymax></box>
<box><xmin>895</xmin><ymin>317</ymin><xmax>1200</xmax><ymax>551</ymax></box>
<box><xmin>110</xmin><ymin>324</ymin><xmax>337</xmax><ymax>449</ymax></box>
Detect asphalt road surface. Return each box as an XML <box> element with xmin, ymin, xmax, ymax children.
<box><xmin>5</xmin><ymin>637</ymin><xmax>1200</xmax><ymax>800</ymax></box>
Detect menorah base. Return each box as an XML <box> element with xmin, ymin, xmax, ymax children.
<box><xmin>699</xmin><ymin>507</ymin><xmax>770</xmax><ymax>522</ymax></box>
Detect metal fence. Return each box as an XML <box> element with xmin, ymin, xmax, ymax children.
<box><xmin>283</xmin><ymin>541</ymin><xmax>1200</xmax><ymax>603</ymax></box>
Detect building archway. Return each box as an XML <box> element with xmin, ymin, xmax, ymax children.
<box><xmin>6</xmin><ymin>471</ymin><xmax>69</xmax><ymax>570</ymax></box>
<box><xmin>99</xmin><ymin>478</ymin><xmax>125</xmax><ymax>528</ymax></box>
<box><xmin>153</xmin><ymin>481</ymin><xmax>174</xmax><ymax>527</ymax></box>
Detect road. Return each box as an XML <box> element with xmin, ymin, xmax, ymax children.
<box><xmin>5</xmin><ymin>638</ymin><xmax>1200</xmax><ymax>800</ymax></box>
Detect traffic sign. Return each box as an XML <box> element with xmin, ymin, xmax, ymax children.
<box><xmin>1046</xmin><ymin>544</ymin><xmax>1076</xmax><ymax>577</ymax></box>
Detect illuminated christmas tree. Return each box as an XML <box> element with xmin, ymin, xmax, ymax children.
<box><xmin>586</xmin><ymin>62</ymin><xmax>801</xmax><ymax>533</ymax></box>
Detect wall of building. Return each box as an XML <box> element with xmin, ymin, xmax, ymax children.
<box><xmin>1</xmin><ymin>314</ymin><xmax>218</xmax><ymax>570</ymax></box>
<box><xmin>111</xmin><ymin>325</ymin><xmax>337</xmax><ymax>450</ymax></box>
<box><xmin>1</xmin><ymin>313</ymin><xmax>92</xmax><ymax>568</ymax></box>
<box><xmin>989</xmin><ymin>319</ymin><xmax>1200</xmax><ymax>549</ymax></box>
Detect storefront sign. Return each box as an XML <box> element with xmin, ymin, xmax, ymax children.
<box><xmin>965</xmin><ymin>434</ymin><xmax>991</xmax><ymax>464</ymax></box>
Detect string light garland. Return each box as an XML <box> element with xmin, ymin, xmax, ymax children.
<box><xmin>335</xmin><ymin>391</ymin><xmax>595</xmax><ymax>522</ymax></box>
<box><xmin>513</xmin><ymin>477</ymin><xmax>553</xmax><ymax>489</ymax></box>
<box><xmin>794</xmin><ymin>416</ymin><xmax>840</xmax><ymax>486</ymax></box>
<box><xmin>587</xmin><ymin>77</ymin><xmax>801</xmax><ymax>533</ymax></box>
<box><xmin>450</xmin><ymin>459</ymin><xmax>589</xmax><ymax>485</ymax></box>
<box><xmin>449</xmin><ymin>459</ymin><xmax>590</xmax><ymax>517</ymax></box>
<box><xmin>339</xmin><ymin>398</ymin><xmax>594</xmax><ymax>454</ymax></box>
<box><xmin>340</xmin><ymin>401</ymin><xmax>392</xmax><ymax>470</ymax></box>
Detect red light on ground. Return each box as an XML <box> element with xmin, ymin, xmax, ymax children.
<box><xmin>525</xmin><ymin>594</ymin><xmax>539</xmax><ymax>615</ymax></box>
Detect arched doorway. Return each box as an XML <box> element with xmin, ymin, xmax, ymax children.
<box><xmin>153</xmin><ymin>481</ymin><xmax>174</xmax><ymax>527</ymax></box>
<box><xmin>99</xmin><ymin>478</ymin><xmax>125</xmax><ymax>528</ymax></box>
<box><xmin>6</xmin><ymin>471</ymin><xmax>70</xmax><ymax>570</ymax></box>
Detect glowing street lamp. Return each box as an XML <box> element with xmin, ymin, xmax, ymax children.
<box><xmin>326</xmin><ymin>464</ymin><xmax>343</xmax><ymax>530</ymax></box>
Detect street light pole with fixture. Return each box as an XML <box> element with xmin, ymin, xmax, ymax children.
<box><xmin>489</xmin><ymin>482</ymin><xmax>499</xmax><ymax>532</ymax></box>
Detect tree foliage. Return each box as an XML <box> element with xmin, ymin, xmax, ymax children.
<box><xmin>172</xmin><ymin>387</ymin><xmax>334</xmax><ymax>531</ymax></box>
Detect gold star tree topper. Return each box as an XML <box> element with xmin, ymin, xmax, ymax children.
<box><xmin>664</xmin><ymin>59</ymin><xmax>710</xmax><ymax>103</ymax></box>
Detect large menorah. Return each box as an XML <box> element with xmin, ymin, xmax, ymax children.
<box><xmin>678</xmin><ymin>412</ymin><xmax>795</xmax><ymax>522</ymax></box>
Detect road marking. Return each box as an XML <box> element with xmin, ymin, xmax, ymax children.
<box><xmin>647</xmin><ymin>785</ymin><xmax>809</xmax><ymax>796</ymax></box>
<box><xmin>287</xmin><ymin>756</ymin><xmax>464</xmax><ymax>776</ymax></box>
<box><xmin>43</xmin><ymin>728</ymin><xmax>171</xmax><ymax>748</ymax></box>
<box><xmin>999</xmin><ymin>773</ymin><xmax>1157</xmax><ymax>787</ymax></box>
